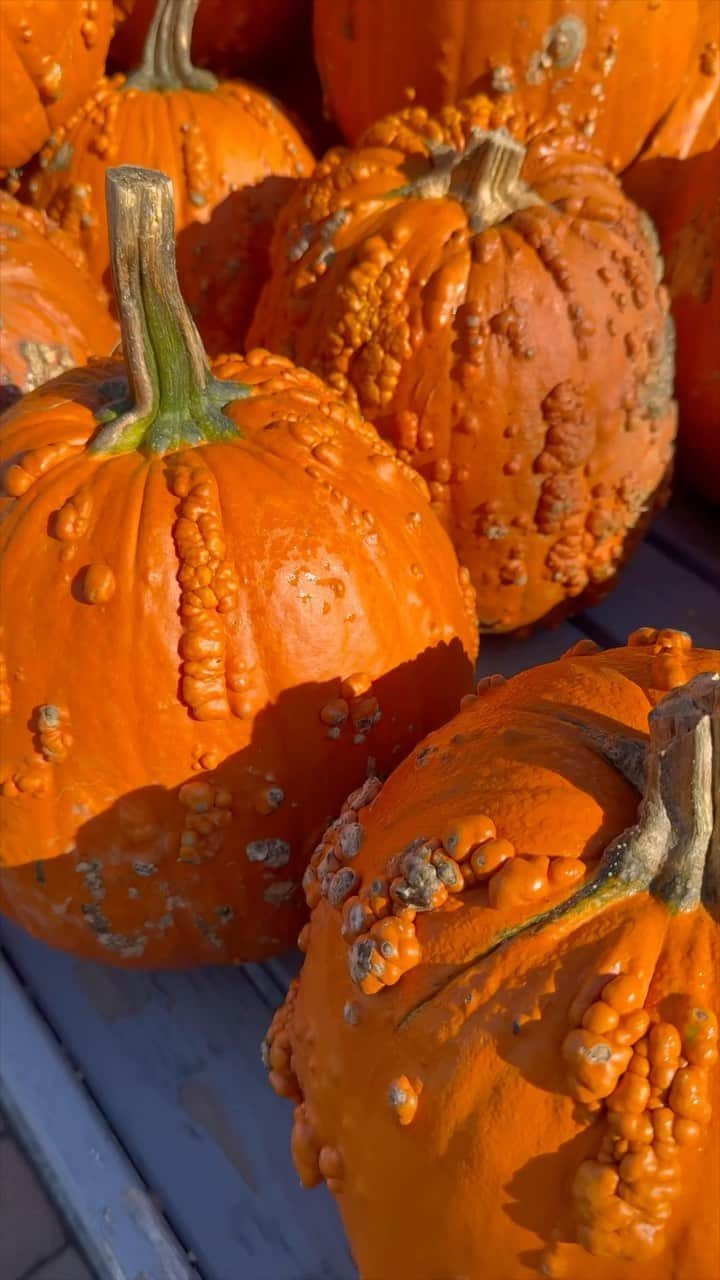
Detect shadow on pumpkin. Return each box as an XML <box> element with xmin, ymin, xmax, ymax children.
<box><xmin>0</xmin><ymin>637</ymin><xmax>473</xmax><ymax>970</ymax></box>
<box><xmin>621</xmin><ymin>154</ymin><xmax>687</xmax><ymax>231</ymax></box>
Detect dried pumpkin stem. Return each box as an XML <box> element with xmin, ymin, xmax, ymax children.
<box><xmin>91</xmin><ymin>167</ymin><xmax>249</xmax><ymax>455</ymax></box>
<box><xmin>411</xmin><ymin>128</ymin><xmax>542</xmax><ymax>231</ymax></box>
<box><xmin>526</xmin><ymin>673</ymin><xmax>718</xmax><ymax>919</ymax></box>
<box><xmin>553</xmin><ymin>714</ymin><xmax>650</xmax><ymax>794</ymax></box>
<box><xmin>401</xmin><ymin>673</ymin><xmax>719</xmax><ymax>1027</ymax></box>
<box><xmin>125</xmin><ymin>0</ymin><xmax>217</xmax><ymax>93</ymax></box>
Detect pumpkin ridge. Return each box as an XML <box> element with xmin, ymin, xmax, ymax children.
<box><xmin>165</xmin><ymin>449</ymin><xmax>242</xmax><ymax>722</ymax></box>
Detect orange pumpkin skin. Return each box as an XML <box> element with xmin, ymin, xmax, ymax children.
<box><xmin>250</xmin><ymin>97</ymin><xmax>677</xmax><ymax>632</ymax></box>
<box><xmin>313</xmin><ymin>0</ymin><xmax>699</xmax><ymax>172</ymax></box>
<box><xmin>110</xmin><ymin>0</ymin><xmax>307</xmax><ymax>77</ymax></box>
<box><xmin>23</xmin><ymin>9</ymin><xmax>314</xmax><ymax>355</ymax></box>
<box><xmin>0</xmin><ymin>192</ymin><xmax>118</xmax><ymax>411</ymax></box>
<box><xmin>0</xmin><ymin>1</ymin><xmax>114</xmax><ymax>174</ymax></box>
<box><xmin>267</xmin><ymin>632</ymin><xmax>720</xmax><ymax>1279</ymax></box>
<box><xmin>660</xmin><ymin>144</ymin><xmax>720</xmax><ymax>504</ymax></box>
<box><xmin>622</xmin><ymin>0</ymin><xmax>720</xmax><ymax>216</ymax></box>
<box><xmin>0</xmin><ymin>168</ymin><xmax>477</xmax><ymax>968</ymax></box>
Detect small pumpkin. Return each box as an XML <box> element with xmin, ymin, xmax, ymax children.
<box><xmin>0</xmin><ymin>192</ymin><xmax>118</xmax><ymax>412</ymax></box>
<box><xmin>266</xmin><ymin>630</ymin><xmax>720</xmax><ymax>1279</ymax></box>
<box><xmin>0</xmin><ymin>0</ymin><xmax>114</xmax><ymax>177</ymax></box>
<box><xmin>313</xmin><ymin>0</ymin><xmax>700</xmax><ymax>171</ymax></box>
<box><xmin>660</xmin><ymin>143</ymin><xmax>720</xmax><ymax>504</ymax></box>
<box><xmin>22</xmin><ymin>0</ymin><xmax>314</xmax><ymax>354</ymax></box>
<box><xmin>250</xmin><ymin>97</ymin><xmax>677</xmax><ymax>632</ymax></box>
<box><xmin>0</xmin><ymin>165</ymin><xmax>477</xmax><ymax>967</ymax></box>
<box><xmin>110</xmin><ymin>0</ymin><xmax>307</xmax><ymax>78</ymax></box>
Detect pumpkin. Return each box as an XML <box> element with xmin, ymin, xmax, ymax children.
<box><xmin>0</xmin><ymin>0</ymin><xmax>114</xmax><ymax>176</ymax></box>
<box><xmin>110</xmin><ymin>0</ymin><xmax>307</xmax><ymax>78</ymax></box>
<box><xmin>265</xmin><ymin>629</ymin><xmax>720</xmax><ymax>1279</ymax></box>
<box><xmin>660</xmin><ymin>144</ymin><xmax>720</xmax><ymax>504</ymax></box>
<box><xmin>22</xmin><ymin>0</ymin><xmax>314</xmax><ymax>355</ymax></box>
<box><xmin>249</xmin><ymin>97</ymin><xmax>677</xmax><ymax>633</ymax></box>
<box><xmin>622</xmin><ymin>0</ymin><xmax>720</xmax><ymax>218</ymax></box>
<box><xmin>0</xmin><ymin>192</ymin><xmax>119</xmax><ymax>412</ymax></box>
<box><xmin>312</xmin><ymin>0</ymin><xmax>700</xmax><ymax>172</ymax></box>
<box><xmin>0</xmin><ymin>165</ymin><xmax>478</xmax><ymax>967</ymax></box>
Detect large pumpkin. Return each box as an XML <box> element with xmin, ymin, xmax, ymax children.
<box><xmin>22</xmin><ymin>0</ymin><xmax>314</xmax><ymax>354</ymax></box>
<box><xmin>313</xmin><ymin>0</ymin><xmax>699</xmax><ymax>171</ymax></box>
<box><xmin>250</xmin><ymin>97</ymin><xmax>677</xmax><ymax>633</ymax></box>
<box><xmin>266</xmin><ymin>630</ymin><xmax>720</xmax><ymax>1279</ymax></box>
<box><xmin>0</xmin><ymin>0</ymin><xmax>114</xmax><ymax>176</ymax></box>
<box><xmin>110</xmin><ymin>0</ymin><xmax>307</xmax><ymax>78</ymax></box>
<box><xmin>0</xmin><ymin>192</ymin><xmax>118</xmax><ymax>412</ymax></box>
<box><xmin>0</xmin><ymin>166</ymin><xmax>477</xmax><ymax>967</ymax></box>
<box><xmin>661</xmin><ymin>143</ymin><xmax>720</xmax><ymax>504</ymax></box>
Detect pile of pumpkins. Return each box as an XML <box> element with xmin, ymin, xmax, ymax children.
<box><xmin>0</xmin><ymin>2</ymin><xmax>718</xmax><ymax>1277</ymax></box>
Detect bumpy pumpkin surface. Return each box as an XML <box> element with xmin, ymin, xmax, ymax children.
<box><xmin>313</xmin><ymin>0</ymin><xmax>699</xmax><ymax>171</ymax></box>
<box><xmin>266</xmin><ymin>631</ymin><xmax>720</xmax><ymax>1279</ymax></box>
<box><xmin>660</xmin><ymin>143</ymin><xmax>720</xmax><ymax>504</ymax></box>
<box><xmin>0</xmin><ymin>166</ymin><xmax>477</xmax><ymax>967</ymax></box>
<box><xmin>250</xmin><ymin>97</ymin><xmax>677</xmax><ymax>632</ymax></box>
<box><xmin>0</xmin><ymin>0</ymin><xmax>114</xmax><ymax>175</ymax></box>
<box><xmin>110</xmin><ymin>0</ymin><xmax>306</xmax><ymax>77</ymax></box>
<box><xmin>22</xmin><ymin>0</ymin><xmax>313</xmax><ymax>354</ymax></box>
<box><xmin>0</xmin><ymin>192</ymin><xmax>118</xmax><ymax>412</ymax></box>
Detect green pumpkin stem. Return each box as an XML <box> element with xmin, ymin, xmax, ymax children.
<box><xmin>125</xmin><ymin>0</ymin><xmax>216</xmax><ymax>93</ymax></box>
<box><xmin>91</xmin><ymin>166</ymin><xmax>249</xmax><ymax>456</ymax></box>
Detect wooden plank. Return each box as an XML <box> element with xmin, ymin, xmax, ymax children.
<box><xmin>478</xmin><ymin>620</ymin><xmax>586</xmax><ymax>678</ymax></box>
<box><xmin>575</xmin><ymin>541</ymin><xmax>720</xmax><ymax>649</ymax></box>
<box><xmin>649</xmin><ymin>491</ymin><xmax>720</xmax><ymax>590</ymax></box>
<box><xmin>0</xmin><ymin>951</ymin><xmax>199</xmax><ymax>1280</ymax></box>
<box><xmin>0</xmin><ymin>921</ymin><xmax>354</xmax><ymax>1280</ymax></box>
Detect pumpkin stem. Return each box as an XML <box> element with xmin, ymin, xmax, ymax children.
<box><xmin>124</xmin><ymin>0</ymin><xmax>217</xmax><ymax>93</ymax></box>
<box><xmin>555</xmin><ymin>716</ymin><xmax>649</xmax><ymax>794</ymax></box>
<box><xmin>523</xmin><ymin>673</ymin><xmax>718</xmax><ymax>919</ymax></box>
<box><xmin>401</xmin><ymin>673</ymin><xmax>719</xmax><ymax>1029</ymax></box>
<box><xmin>412</xmin><ymin>129</ymin><xmax>542</xmax><ymax>230</ymax></box>
<box><xmin>90</xmin><ymin>166</ymin><xmax>249</xmax><ymax>455</ymax></box>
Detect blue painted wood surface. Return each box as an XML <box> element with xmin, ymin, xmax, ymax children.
<box><xmin>0</xmin><ymin>954</ymin><xmax>199</xmax><ymax>1280</ymax></box>
<box><xmin>1</xmin><ymin>493</ymin><xmax>718</xmax><ymax>1280</ymax></box>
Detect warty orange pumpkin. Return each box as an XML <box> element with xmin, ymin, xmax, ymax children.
<box><xmin>266</xmin><ymin>629</ymin><xmax>720</xmax><ymax>1279</ymax></box>
<box><xmin>660</xmin><ymin>143</ymin><xmax>720</xmax><ymax>505</ymax></box>
<box><xmin>0</xmin><ymin>191</ymin><xmax>119</xmax><ymax>412</ymax></box>
<box><xmin>0</xmin><ymin>165</ymin><xmax>478</xmax><ymax>967</ymax></box>
<box><xmin>249</xmin><ymin>96</ymin><xmax>677</xmax><ymax>633</ymax></box>
<box><xmin>21</xmin><ymin>0</ymin><xmax>314</xmax><ymax>355</ymax></box>
<box><xmin>0</xmin><ymin>0</ymin><xmax>114</xmax><ymax>176</ymax></box>
<box><xmin>110</xmin><ymin>0</ymin><xmax>307</xmax><ymax>78</ymax></box>
<box><xmin>312</xmin><ymin>0</ymin><xmax>700</xmax><ymax>172</ymax></box>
